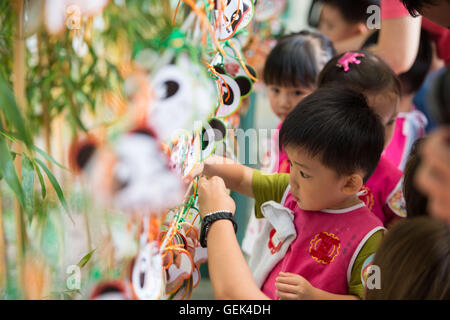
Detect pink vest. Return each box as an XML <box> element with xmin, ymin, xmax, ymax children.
<box><xmin>261</xmin><ymin>187</ymin><xmax>385</xmax><ymax>299</ymax></box>
<box><xmin>271</xmin><ymin>122</ymin><xmax>290</xmax><ymax>174</ymax></box>
<box><xmin>359</xmin><ymin>155</ymin><xmax>407</xmax><ymax>226</ymax></box>
<box><xmin>383</xmin><ymin>109</ymin><xmax>427</xmax><ymax>171</ymax></box>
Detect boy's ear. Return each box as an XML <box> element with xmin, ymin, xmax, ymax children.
<box><xmin>356</xmin><ymin>22</ymin><xmax>368</xmax><ymax>35</ymax></box>
<box><xmin>341</xmin><ymin>174</ymin><xmax>364</xmax><ymax>195</ymax></box>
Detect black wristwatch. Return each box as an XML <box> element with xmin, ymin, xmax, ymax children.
<box><xmin>199</xmin><ymin>211</ymin><xmax>237</xmax><ymax>248</ymax></box>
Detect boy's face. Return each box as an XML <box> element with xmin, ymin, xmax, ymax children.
<box><xmin>285</xmin><ymin>145</ymin><xmax>357</xmax><ymax>211</ymax></box>
<box><xmin>318</xmin><ymin>4</ymin><xmax>366</xmax><ymax>44</ymax></box>
<box><xmin>267</xmin><ymin>85</ymin><xmax>313</xmax><ymax>121</ymax></box>
<box><xmin>366</xmin><ymin>93</ymin><xmax>399</xmax><ymax>148</ymax></box>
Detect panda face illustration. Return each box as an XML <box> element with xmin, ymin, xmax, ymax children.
<box><xmin>148</xmin><ymin>55</ymin><xmax>217</xmax><ymax>142</ymax></box>
<box><xmin>71</xmin><ymin>130</ymin><xmax>185</xmax><ymax>215</ymax></box>
<box><xmin>131</xmin><ymin>241</ymin><xmax>164</xmax><ymax>300</ymax></box>
<box><xmin>149</xmin><ymin>65</ymin><xmax>193</xmax><ymax>142</ymax></box>
<box><xmin>214</xmin><ymin>0</ymin><xmax>244</xmax><ymax>41</ymax></box>
<box><xmin>214</xmin><ymin>66</ymin><xmax>252</xmax><ymax>118</ymax></box>
<box><xmin>112</xmin><ymin>131</ymin><xmax>185</xmax><ymax>214</ymax></box>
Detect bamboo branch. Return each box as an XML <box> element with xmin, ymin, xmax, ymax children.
<box><xmin>0</xmin><ymin>189</ymin><xmax>7</xmax><ymax>290</ymax></box>
<box><xmin>12</xmin><ymin>0</ymin><xmax>27</xmax><ymax>298</ymax></box>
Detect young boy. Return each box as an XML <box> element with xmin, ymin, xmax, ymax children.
<box><xmin>318</xmin><ymin>0</ymin><xmax>380</xmax><ymax>45</ymax></box>
<box><xmin>196</xmin><ymin>88</ymin><xmax>386</xmax><ymax>299</ymax></box>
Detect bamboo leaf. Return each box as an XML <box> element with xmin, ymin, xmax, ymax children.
<box><xmin>77</xmin><ymin>249</ymin><xmax>96</xmax><ymax>269</ymax></box>
<box><xmin>0</xmin><ymin>129</ymin><xmax>18</xmax><ymax>143</ymax></box>
<box><xmin>21</xmin><ymin>155</ymin><xmax>35</xmax><ymax>217</ymax></box>
<box><xmin>0</xmin><ymin>129</ymin><xmax>25</xmax><ymax>207</ymax></box>
<box><xmin>34</xmin><ymin>158</ymin><xmax>73</xmax><ymax>222</ymax></box>
<box><xmin>0</xmin><ymin>75</ymin><xmax>32</xmax><ymax>147</ymax></box>
<box><xmin>30</xmin><ymin>158</ymin><xmax>46</xmax><ymax>199</ymax></box>
<box><xmin>33</xmin><ymin>145</ymin><xmax>68</xmax><ymax>170</ymax></box>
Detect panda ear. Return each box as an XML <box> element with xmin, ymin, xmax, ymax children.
<box><xmin>69</xmin><ymin>138</ymin><xmax>98</xmax><ymax>173</ymax></box>
<box><xmin>214</xmin><ymin>65</ymin><xmax>227</xmax><ymax>75</ymax></box>
<box><xmin>129</xmin><ymin>126</ymin><xmax>157</xmax><ymax>140</ymax></box>
<box><xmin>246</xmin><ymin>65</ymin><xmax>258</xmax><ymax>83</ymax></box>
<box><xmin>208</xmin><ymin>118</ymin><xmax>227</xmax><ymax>142</ymax></box>
<box><xmin>235</xmin><ymin>76</ymin><xmax>252</xmax><ymax>97</ymax></box>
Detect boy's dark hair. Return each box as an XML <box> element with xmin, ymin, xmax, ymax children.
<box><xmin>263</xmin><ymin>30</ymin><xmax>336</xmax><ymax>88</ymax></box>
<box><xmin>320</xmin><ymin>0</ymin><xmax>381</xmax><ymax>23</ymax></box>
<box><xmin>402</xmin><ymin>0</ymin><xmax>448</xmax><ymax>17</ymax></box>
<box><xmin>403</xmin><ymin>138</ymin><xmax>429</xmax><ymax>218</ymax></box>
<box><xmin>279</xmin><ymin>87</ymin><xmax>385</xmax><ymax>182</ymax></box>
<box><xmin>366</xmin><ymin>217</ymin><xmax>450</xmax><ymax>300</ymax></box>
<box><xmin>363</xmin><ymin>29</ymin><xmax>433</xmax><ymax>95</ymax></box>
<box><xmin>318</xmin><ymin>50</ymin><xmax>402</xmax><ymax>99</ymax></box>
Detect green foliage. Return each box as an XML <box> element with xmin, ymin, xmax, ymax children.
<box><xmin>0</xmin><ymin>1</ymin><xmax>14</xmax><ymax>83</ymax></box>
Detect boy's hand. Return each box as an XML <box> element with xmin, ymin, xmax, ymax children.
<box><xmin>198</xmin><ymin>176</ymin><xmax>236</xmax><ymax>218</ymax></box>
<box><xmin>275</xmin><ymin>272</ymin><xmax>316</xmax><ymax>300</ymax></box>
<box><xmin>183</xmin><ymin>155</ymin><xmax>225</xmax><ymax>182</ymax></box>
<box><xmin>183</xmin><ymin>162</ymin><xmax>205</xmax><ymax>183</ymax></box>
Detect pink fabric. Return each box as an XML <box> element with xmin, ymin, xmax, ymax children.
<box><xmin>383</xmin><ymin>109</ymin><xmax>427</xmax><ymax>170</ymax></box>
<box><xmin>273</xmin><ymin>122</ymin><xmax>290</xmax><ymax>174</ymax></box>
<box><xmin>261</xmin><ymin>193</ymin><xmax>384</xmax><ymax>299</ymax></box>
<box><xmin>359</xmin><ymin>155</ymin><xmax>405</xmax><ymax>225</ymax></box>
<box><xmin>384</xmin><ymin>116</ymin><xmax>408</xmax><ymax>169</ymax></box>
<box><xmin>422</xmin><ymin>18</ymin><xmax>450</xmax><ymax>67</ymax></box>
<box><xmin>381</xmin><ymin>0</ymin><xmax>409</xmax><ymax>19</ymax></box>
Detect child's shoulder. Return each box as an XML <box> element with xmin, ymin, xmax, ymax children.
<box><xmin>343</xmin><ymin>203</ymin><xmax>385</xmax><ymax>228</ymax></box>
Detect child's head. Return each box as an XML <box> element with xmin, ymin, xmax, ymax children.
<box><xmin>263</xmin><ymin>30</ymin><xmax>336</xmax><ymax>121</ymax></box>
<box><xmin>403</xmin><ymin>138</ymin><xmax>429</xmax><ymax>218</ymax></box>
<box><xmin>279</xmin><ymin>87</ymin><xmax>385</xmax><ymax>211</ymax></box>
<box><xmin>365</xmin><ymin>217</ymin><xmax>450</xmax><ymax>300</ymax></box>
<box><xmin>318</xmin><ymin>51</ymin><xmax>401</xmax><ymax>147</ymax></box>
<box><xmin>318</xmin><ymin>0</ymin><xmax>380</xmax><ymax>44</ymax></box>
<box><xmin>363</xmin><ymin>29</ymin><xmax>433</xmax><ymax>97</ymax></box>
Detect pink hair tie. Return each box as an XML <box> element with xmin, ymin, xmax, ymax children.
<box><xmin>337</xmin><ymin>52</ymin><xmax>365</xmax><ymax>72</ymax></box>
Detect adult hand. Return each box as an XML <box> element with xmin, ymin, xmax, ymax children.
<box><xmin>198</xmin><ymin>176</ymin><xmax>236</xmax><ymax>218</ymax></box>
<box><xmin>416</xmin><ymin>127</ymin><xmax>450</xmax><ymax>223</ymax></box>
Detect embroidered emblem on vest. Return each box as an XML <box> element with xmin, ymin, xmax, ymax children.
<box><xmin>309</xmin><ymin>232</ymin><xmax>341</xmax><ymax>264</ymax></box>
<box><xmin>358</xmin><ymin>186</ymin><xmax>374</xmax><ymax>211</ymax></box>
<box><xmin>268</xmin><ymin>228</ymin><xmax>282</xmax><ymax>254</ymax></box>
<box><xmin>387</xmin><ymin>187</ymin><xmax>407</xmax><ymax>218</ymax></box>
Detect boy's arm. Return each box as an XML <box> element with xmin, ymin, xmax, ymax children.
<box><xmin>275</xmin><ymin>272</ymin><xmax>359</xmax><ymax>300</ymax></box>
<box><xmin>311</xmin><ymin>289</ymin><xmax>359</xmax><ymax>300</ymax></box>
<box><xmin>202</xmin><ymin>155</ymin><xmax>254</xmax><ymax>198</ymax></box>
